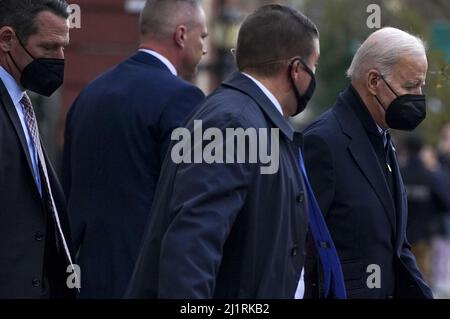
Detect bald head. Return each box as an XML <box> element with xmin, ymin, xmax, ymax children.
<box><xmin>347</xmin><ymin>27</ymin><xmax>426</xmax><ymax>82</ymax></box>
<box><xmin>140</xmin><ymin>0</ymin><xmax>201</xmax><ymax>40</ymax></box>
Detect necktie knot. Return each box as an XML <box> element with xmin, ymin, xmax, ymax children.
<box><xmin>20</xmin><ymin>93</ymin><xmax>39</xmax><ymax>148</ymax></box>
<box><xmin>21</xmin><ymin>93</ymin><xmax>33</xmax><ymax>111</ymax></box>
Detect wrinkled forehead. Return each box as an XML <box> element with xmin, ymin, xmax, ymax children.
<box><xmin>28</xmin><ymin>11</ymin><xmax>70</xmax><ymax>45</ymax></box>
<box><xmin>393</xmin><ymin>54</ymin><xmax>428</xmax><ymax>83</ymax></box>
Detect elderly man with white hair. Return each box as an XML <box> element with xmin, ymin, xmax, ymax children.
<box><xmin>302</xmin><ymin>27</ymin><xmax>433</xmax><ymax>299</ymax></box>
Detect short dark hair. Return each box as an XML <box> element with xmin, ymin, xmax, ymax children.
<box><xmin>0</xmin><ymin>0</ymin><xmax>69</xmax><ymax>43</ymax></box>
<box><xmin>236</xmin><ymin>4</ymin><xmax>319</xmax><ymax>76</ymax></box>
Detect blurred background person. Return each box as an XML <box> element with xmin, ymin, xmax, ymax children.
<box><xmin>401</xmin><ymin>134</ymin><xmax>450</xmax><ymax>284</ymax></box>
<box><xmin>438</xmin><ymin>124</ymin><xmax>450</xmax><ymax>181</ymax></box>
<box><xmin>62</xmin><ymin>0</ymin><xmax>208</xmax><ymax>299</ymax></box>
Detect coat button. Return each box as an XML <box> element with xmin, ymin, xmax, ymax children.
<box><xmin>291</xmin><ymin>245</ymin><xmax>299</xmax><ymax>256</ymax></box>
<box><xmin>34</xmin><ymin>232</ymin><xmax>44</xmax><ymax>242</ymax></box>
<box><xmin>32</xmin><ymin>279</ymin><xmax>41</xmax><ymax>287</ymax></box>
<box><xmin>296</xmin><ymin>192</ymin><xmax>305</xmax><ymax>203</ymax></box>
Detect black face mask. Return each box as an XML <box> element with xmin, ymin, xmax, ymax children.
<box><xmin>375</xmin><ymin>76</ymin><xmax>426</xmax><ymax>131</ymax></box>
<box><xmin>289</xmin><ymin>57</ymin><xmax>316</xmax><ymax>116</ymax></box>
<box><xmin>9</xmin><ymin>37</ymin><xmax>64</xmax><ymax>97</ymax></box>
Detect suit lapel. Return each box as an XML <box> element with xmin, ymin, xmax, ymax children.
<box><xmin>334</xmin><ymin>96</ymin><xmax>397</xmax><ymax>233</ymax></box>
<box><xmin>0</xmin><ymin>79</ymin><xmax>37</xmax><ymax>185</ymax></box>
<box><xmin>348</xmin><ymin>138</ymin><xmax>397</xmax><ymax>231</ymax></box>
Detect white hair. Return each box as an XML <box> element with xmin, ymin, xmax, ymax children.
<box><xmin>347</xmin><ymin>27</ymin><xmax>427</xmax><ymax>81</ymax></box>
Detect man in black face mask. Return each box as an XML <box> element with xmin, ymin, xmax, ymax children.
<box><xmin>288</xmin><ymin>57</ymin><xmax>317</xmax><ymax>116</ymax></box>
<box><xmin>0</xmin><ymin>0</ymin><xmax>75</xmax><ymax>298</ymax></box>
<box><xmin>302</xmin><ymin>27</ymin><xmax>432</xmax><ymax>299</ymax></box>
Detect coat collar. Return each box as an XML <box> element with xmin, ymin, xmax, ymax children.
<box><xmin>138</xmin><ymin>49</ymin><xmax>177</xmax><ymax>76</ymax></box>
<box><xmin>345</xmin><ymin>85</ymin><xmax>381</xmax><ymax>137</ymax></box>
<box><xmin>129</xmin><ymin>51</ymin><xmax>175</xmax><ymax>74</ymax></box>
<box><xmin>222</xmin><ymin>72</ymin><xmax>296</xmax><ymax>141</ymax></box>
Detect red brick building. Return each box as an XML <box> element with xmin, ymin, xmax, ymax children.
<box><xmin>61</xmin><ymin>0</ymin><xmax>142</xmax><ymax>143</ymax></box>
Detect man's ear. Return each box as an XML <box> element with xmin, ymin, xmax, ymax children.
<box><xmin>0</xmin><ymin>27</ymin><xmax>14</xmax><ymax>52</ymax></box>
<box><xmin>367</xmin><ymin>69</ymin><xmax>381</xmax><ymax>95</ymax></box>
<box><xmin>174</xmin><ymin>25</ymin><xmax>187</xmax><ymax>49</ymax></box>
<box><xmin>289</xmin><ymin>59</ymin><xmax>301</xmax><ymax>81</ymax></box>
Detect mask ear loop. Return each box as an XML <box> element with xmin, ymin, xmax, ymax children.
<box><xmin>288</xmin><ymin>57</ymin><xmax>303</xmax><ymax>104</ymax></box>
<box><xmin>8</xmin><ymin>32</ymin><xmax>36</xmax><ymax>73</ymax></box>
<box><xmin>8</xmin><ymin>51</ymin><xmax>22</xmax><ymax>73</ymax></box>
<box><xmin>380</xmin><ymin>75</ymin><xmax>399</xmax><ymax>97</ymax></box>
<box><xmin>374</xmin><ymin>74</ymin><xmax>393</xmax><ymax>112</ymax></box>
<box><xmin>16</xmin><ymin>37</ymin><xmax>36</xmax><ymax>60</ymax></box>
<box><xmin>298</xmin><ymin>58</ymin><xmax>315</xmax><ymax>79</ymax></box>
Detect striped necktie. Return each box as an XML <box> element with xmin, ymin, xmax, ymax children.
<box><xmin>20</xmin><ymin>93</ymin><xmax>77</xmax><ymax>282</ymax></box>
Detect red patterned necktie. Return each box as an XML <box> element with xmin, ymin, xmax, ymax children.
<box><xmin>20</xmin><ymin>93</ymin><xmax>77</xmax><ymax>281</ymax></box>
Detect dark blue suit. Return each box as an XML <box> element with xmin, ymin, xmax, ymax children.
<box><xmin>126</xmin><ymin>72</ymin><xmax>309</xmax><ymax>299</ymax></box>
<box><xmin>303</xmin><ymin>85</ymin><xmax>433</xmax><ymax>299</ymax></box>
<box><xmin>63</xmin><ymin>51</ymin><xmax>205</xmax><ymax>298</ymax></box>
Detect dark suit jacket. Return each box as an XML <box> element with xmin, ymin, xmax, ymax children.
<box><xmin>63</xmin><ymin>51</ymin><xmax>205</xmax><ymax>298</ymax></box>
<box><xmin>126</xmin><ymin>72</ymin><xmax>308</xmax><ymax>299</ymax></box>
<box><xmin>0</xmin><ymin>79</ymin><xmax>75</xmax><ymax>299</ymax></box>
<box><xmin>303</xmin><ymin>85</ymin><xmax>433</xmax><ymax>299</ymax></box>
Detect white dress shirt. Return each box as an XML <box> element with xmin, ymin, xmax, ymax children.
<box><xmin>139</xmin><ymin>49</ymin><xmax>177</xmax><ymax>76</ymax></box>
<box><xmin>376</xmin><ymin>124</ymin><xmax>390</xmax><ymax>148</ymax></box>
<box><xmin>242</xmin><ymin>72</ymin><xmax>284</xmax><ymax>116</ymax></box>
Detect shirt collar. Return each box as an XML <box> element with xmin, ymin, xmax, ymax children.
<box><xmin>0</xmin><ymin>65</ymin><xmax>25</xmax><ymax>105</ymax></box>
<box><xmin>139</xmin><ymin>49</ymin><xmax>177</xmax><ymax>76</ymax></box>
<box><xmin>242</xmin><ymin>72</ymin><xmax>284</xmax><ymax>116</ymax></box>
<box><xmin>376</xmin><ymin>124</ymin><xmax>391</xmax><ymax>148</ymax></box>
